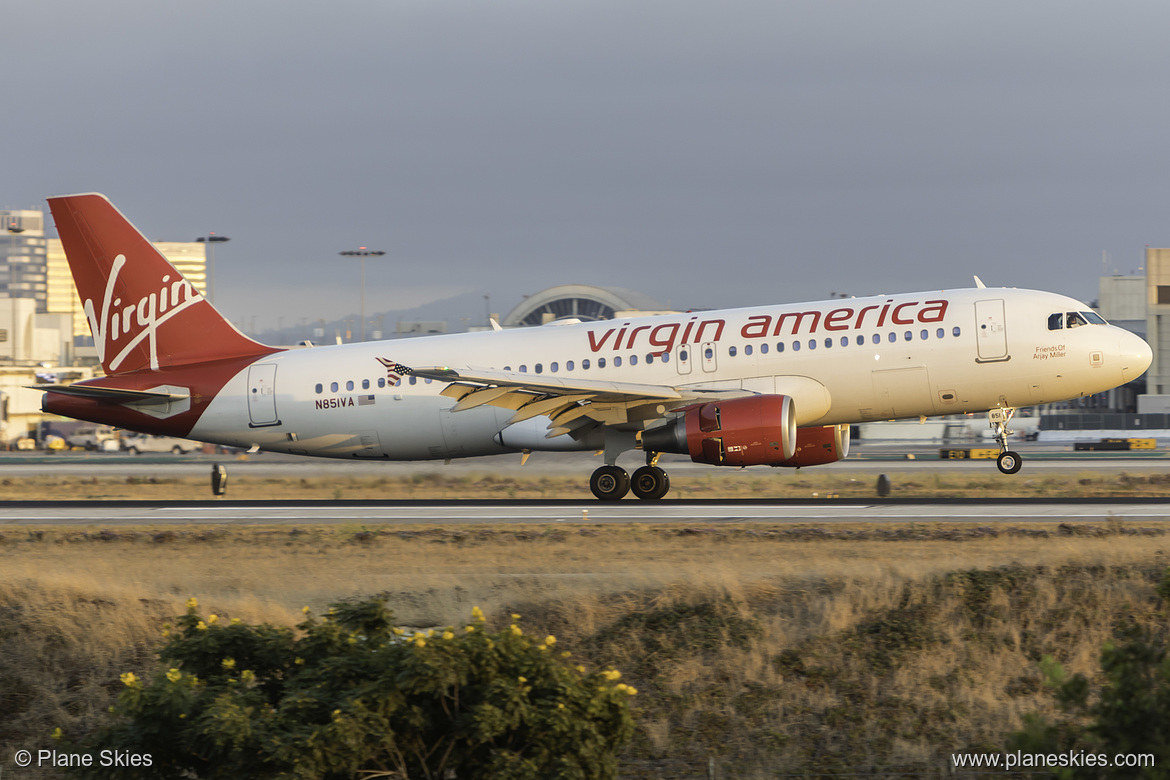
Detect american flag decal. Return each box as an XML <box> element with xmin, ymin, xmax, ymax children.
<box><xmin>376</xmin><ymin>357</ymin><xmax>412</xmax><ymax>384</ymax></box>
<box><xmin>358</xmin><ymin>395</ymin><xmax>375</xmax><ymax>406</ymax></box>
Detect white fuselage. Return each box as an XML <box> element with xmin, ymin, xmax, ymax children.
<box><xmin>184</xmin><ymin>287</ymin><xmax>1149</xmax><ymax>461</ymax></box>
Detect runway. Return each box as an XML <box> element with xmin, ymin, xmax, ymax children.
<box><xmin>2</xmin><ymin>497</ymin><xmax>1170</xmax><ymax>525</ymax></box>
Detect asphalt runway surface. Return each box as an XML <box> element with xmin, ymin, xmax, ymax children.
<box><xmin>1</xmin><ymin>497</ymin><xmax>1169</xmax><ymax>525</ymax></box>
<box><xmin>1</xmin><ymin>448</ymin><xmax>1168</xmax><ymax>525</ymax></box>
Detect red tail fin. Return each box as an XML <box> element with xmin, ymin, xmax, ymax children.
<box><xmin>48</xmin><ymin>193</ymin><xmax>278</xmax><ymax>375</ymax></box>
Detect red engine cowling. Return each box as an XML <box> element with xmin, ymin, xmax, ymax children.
<box><xmin>775</xmin><ymin>424</ymin><xmax>851</xmax><ymax>467</ymax></box>
<box><xmin>642</xmin><ymin>395</ymin><xmax>797</xmax><ymax>466</ymax></box>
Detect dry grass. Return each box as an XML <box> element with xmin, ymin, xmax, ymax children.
<box><xmin>2</xmin><ymin>522</ymin><xmax>1169</xmax><ymax>775</ymax></box>
<box><xmin>3</xmin><ymin>468</ymin><xmax>1170</xmax><ymax>500</ymax></box>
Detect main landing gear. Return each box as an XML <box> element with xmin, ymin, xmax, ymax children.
<box><xmin>989</xmin><ymin>406</ymin><xmax>1022</xmax><ymax>475</ymax></box>
<box><xmin>589</xmin><ymin>453</ymin><xmax>671</xmax><ymax>501</ymax></box>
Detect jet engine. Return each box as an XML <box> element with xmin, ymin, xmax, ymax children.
<box><xmin>775</xmin><ymin>424</ymin><xmax>851</xmax><ymax>467</ymax></box>
<box><xmin>641</xmin><ymin>395</ymin><xmax>797</xmax><ymax>466</ymax></box>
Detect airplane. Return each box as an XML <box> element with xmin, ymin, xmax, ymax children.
<box><xmin>36</xmin><ymin>193</ymin><xmax>1153</xmax><ymax>500</ymax></box>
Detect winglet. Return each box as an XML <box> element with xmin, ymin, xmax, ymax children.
<box><xmin>973</xmin><ymin>275</ymin><xmax>987</xmax><ymax>289</ymax></box>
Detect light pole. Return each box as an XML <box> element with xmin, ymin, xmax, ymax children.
<box><xmin>339</xmin><ymin>248</ymin><xmax>385</xmax><ymax>341</ymax></box>
<box><xmin>195</xmin><ymin>233</ymin><xmax>230</xmax><ymax>303</ymax></box>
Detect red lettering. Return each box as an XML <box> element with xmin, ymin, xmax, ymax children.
<box><xmin>625</xmin><ymin>325</ymin><xmax>651</xmax><ymax>350</ymax></box>
<box><xmin>587</xmin><ymin>328</ymin><xmax>616</xmax><ymax>353</ymax></box>
<box><xmin>918</xmin><ymin>300</ymin><xmax>948</xmax><ymax>322</ymax></box>
<box><xmin>824</xmin><ymin>308</ymin><xmax>854</xmax><ymax>331</ymax></box>
<box><xmin>772</xmin><ymin>311</ymin><xmax>822</xmax><ymax>336</ymax></box>
<box><xmin>649</xmin><ymin>323</ymin><xmax>680</xmax><ymax>354</ymax></box>
<box><xmin>891</xmin><ymin>301</ymin><xmax>917</xmax><ymax>324</ymax></box>
<box><xmin>741</xmin><ymin>315</ymin><xmax>771</xmax><ymax>339</ymax></box>
<box><xmin>876</xmin><ymin>299</ymin><xmax>894</xmax><ymax>327</ymax></box>
<box><xmin>694</xmin><ymin>319</ymin><xmax>725</xmax><ymax>342</ymax></box>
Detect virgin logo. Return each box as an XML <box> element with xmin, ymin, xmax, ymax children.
<box><xmin>85</xmin><ymin>254</ymin><xmax>204</xmax><ymax>371</ymax></box>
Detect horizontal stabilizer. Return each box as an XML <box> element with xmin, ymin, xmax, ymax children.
<box><xmin>31</xmin><ymin>384</ymin><xmax>189</xmax><ymax>405</ymax></box>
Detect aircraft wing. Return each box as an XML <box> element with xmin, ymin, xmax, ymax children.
<box><xmin>410</xmin><ymin>365</ymin><xmax>746</xmax><ymax>436</ymax></box>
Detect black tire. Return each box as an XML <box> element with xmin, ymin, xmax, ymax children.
<box><xmin>631</xmin><ymin>465</ymin><xmax>670</xmax><ymax>500</ymax></box>
<box><xmin>589</xmin><ymin>465</ymin><xmax>630</xmax><ymax>501</ymax></box>
<box><xmin>997</xmin><ymin>450</ymin><xmax>1022</xmax><ymax>475</ymax></box>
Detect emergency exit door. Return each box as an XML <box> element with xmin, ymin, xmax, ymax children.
<box><xmin>974</xmin><ymin>299</ymin><xmax>1010</xmax><ymax>363</ymax></box>
<box><xmin>248</xmin><ymin>364</ymin><xmax>280</xmax><ymax>427</ymax></box>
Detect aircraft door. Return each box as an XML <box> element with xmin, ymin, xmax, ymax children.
<box><xmin>974</xmin><ymin>299</ymin><xmax>1010</xmax><ymax>363</ymax></box>
<box><xmin>701</xmin><ymin>342</ymin><xmax>718</xmax><ymax>373</ymax></box>
<box><xmin>676</xmin><ymin>344</ymin><xmax>693</xmax><ymax>375</ymax></box>
<box><xmin>247</xmin><ymin>364</ymin><xmax>280</xmax><ymax>427</ymax></box>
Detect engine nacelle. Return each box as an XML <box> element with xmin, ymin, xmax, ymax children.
<box><xmin>642</xmin><ymin>395</ymin><xmax>797</xmax><ymax>467</ymax></box>
<box><xmin>775</xmin><ymin>424</ymin><xmax>851</xmax><ymax>467</ymax></box>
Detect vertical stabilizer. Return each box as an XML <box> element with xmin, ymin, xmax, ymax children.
<box><xmin>48</xmin><ymin>193</ymin><xmax>278</xmax><ymax>375</ymax></box>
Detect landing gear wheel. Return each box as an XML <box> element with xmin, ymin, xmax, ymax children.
<box><xmin>997</xmin><ymin>451</ymin><xmax>1022</xmax><ymax>475</ymax></box>
<box><xmin>631</xmin><ymin>465</ymin><xmax>671</xmax><ymax>500</ymax></box>
<box><xmin>590</xmin><ymin>465</ymin><xmax>630</xmax><ymax>501</ymax></box>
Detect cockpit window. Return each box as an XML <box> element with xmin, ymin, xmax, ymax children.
<box><xmin>1066</xmin><ymin>312</ymin><xmax>1089</xmax><ymax>328</ymax></box>
<box><xmin>1082</xmin><ymin>311</ymin><xmax>1107</xmax><ymax>325</ymax></box>
<box><xmin>1047</xmin><ymin>313</ymin><xmax>1063</xmax><ymax>330</ymax></box>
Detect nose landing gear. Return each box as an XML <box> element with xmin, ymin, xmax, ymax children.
<box><xmin>989</xmin><ymin>406</ymin><xmax>1022</xmax><ymax>474</ymax></box>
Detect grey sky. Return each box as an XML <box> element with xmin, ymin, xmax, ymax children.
<box><xmin>5</xmin><ymin>1</ymin><xmax>1169</xmax><ymax>331</ymax></box>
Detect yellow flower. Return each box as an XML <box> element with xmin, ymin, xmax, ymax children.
<box><xmin>241</xmin><ymin>670</ymin><xmax>256</xmax><ymax>683</ymax></box>
<box><xmin>471</xmin><ymin>606</ymin><xmax>485</xmax><ymax>622</ymax></box>
<box><xmin>347</xmin><ymin>636</ymin><xmax>357</xmax><ymax>644</ymax></box>
<box><xmin>230</xmin><ymin>617</ymin><xmax>241</xmax><ymax>625</ymax></box>
<box><xmin>442</xmin><ymin>631</ymin><xmax>454</xmax><ymax>640</ymax></box>
<box><xmin>626</xmin><ymin>686</ymin><xmax>638</xmax><ymax>696</ymax></box>
<box><xmin>179</xmin><ymin>713</ymin><xmax>186</xmax><ymax>719</ymax></box>
<box><xmin>510</xmin><ymin>625</ymin><xmax>523</xmax><ymax>636</ymax></box>
<box><xmin>511</xmin><ymin>613</ymin><xmax>521</xmax><ymax>620</ymax></box>
<box><xmin>222</xmin><ymin>658</ymin><xmax>236</xmax><ymax>670</ymax></box>
<box><xmin>576</xmin><ymin>665</ymin><xmax>586</xmax><ymax>674</ymax></box>
<box><xmin>207</xmin><ymin>614</ymin><xmax>219</xmax><ymax>625</ymax></box>
<box><xmin>51</xmin><ymin>727</ymin><xmax>63</xmax><ymax>740</ymax></box>
<box><xmin>602</xmin><ymin>670</ymin><xmax>622</xmax><ymax>682</ymax></box>
<box><xmin>120</xmin><ymin>672</ymin><xmax>138</xmax><ymax>687</ymax></box>
<box><xmin>518</xmin><ymin>676</ymin><xmax>527</xmax><ymax>684</ymax></box>
<box><xmin>295</xmin><ymin>657</ymin><xmax>305</xmax><ymax>665</ymax></box>
<box><xmin>185</xmin><ymin>597</ymin><xmax>198</xmax><ymax>610</ymax></box>
<box><xmin>196</xmin><ymin>621</ymin><xmax>207</xmax><ymax>631</ymax></box>
<box><xmin>464</xmin><ymin>625</ymin><xmax>475</xmax><ymax>633</ymax></box>
<box><xmin>166</xmin><ymin>668</ymin><xmax>182</xmax><ymax>683</ymax></box>
<box><xmin>415</xmin><ymin>638</ymin><xmax>427</xmax><ymax>648</ymax></box>
<box><xmin>545</xmin><ymin>635</ymin><xmax>557</xmax><ymax>645</ymax></box>
<box><xmin>302</xmin><ymin>605</ymin><xmax>311</xmax><ymax>614</ymax></box>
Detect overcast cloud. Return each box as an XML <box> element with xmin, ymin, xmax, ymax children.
<box><xmin>4</xmin><ymin>1</ymin><xmax>1169</xmax><ymax>331</ymax></box>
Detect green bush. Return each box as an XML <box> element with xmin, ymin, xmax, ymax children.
<box><xmin>69</xmin><ymin>599</ymin><xmax>635</xmax><ymax>779</ymax></box>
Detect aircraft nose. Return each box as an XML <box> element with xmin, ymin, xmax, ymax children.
<box><xmin>1119</xmin><ymin>331</ymin><xmax>1153</xmax><ymax>383</ymax></box>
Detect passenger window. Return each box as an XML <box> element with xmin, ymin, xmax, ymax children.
<box><xmin>583</xmin><ymin>359</ymin><xmax>591</xmax><ymax>370</ymax></box>
<box><xmin>645</xmin><ymin>353</ymin><xmax>654</xmax><ymax>364</ymax></box>
<box><xmin>567</xmin><ymin>360</ymin><xmax>574</xmax><ymax>370</ymax></box>
<box><xmin>824</xmin><ymin>338</ymin><xmax>832</xmax><ymax>348</ymax></box>
<box><xmin>1048</xmin><ymin>312</ymin><xmax>1064</xmax><ymax>330</ymax></box>
<box><xmin>535</xmin><ymin>363</ymin><xmax>543</xmax><ymax>374</ymax></box>
<box><xmin>808</xmin><ymin>339</ymin><xmax>817</xmax><ymax>350</ymax></box>
<box><xmin>936</xmin><ymin>328</ymin><xmax>944</xmax><ymax>338</ymax></box>
<box><xmin>856</xmin><ymin>335</ymin><xmax>864</xmax><ymax>346</ymax></box>
<box><xmin>409</xmin><ymin>376</ymin><xmax>417</xmax><ymax>385</ymax></box>
<box><xmin>614</xmin><ymin>356</ymin><xmax>622</xmax><ymax>367</ymax></box>
<box><xmin>792</xmin><ymin>341</ymin><xmax>800</xmax><ymax>351</ymax></box>
<box><xmin>776</xmin><ymin>342</ymin><xmax>784</xmax><ymax>353</ymax></box>
<box><xmin>729</xmin><ymin>346</ymin><xmax>737</xmax><ymax>357</ymax></box>
<box><xmin>952</xmin><ymin>326</ymin><xmax>961</xmax><ymax>337</ymax></box>
<box><xmin>744</xmin><ymin>345</ymin><xmax>752</xmax><ymax>356</ymax></box>
<box><xmin>551</xmin><ymin>362</ymin><xmax>558</xmax><ymax>372</ymax></box>
<box><xmin>904</xmin><ymin>331</ymin><xmax>912</xmax><ymax>341</ymax></box>
<box><xmin>598</xmin><ymin>358</ymin><xmax>606</xmax><ymax>368</ymax></box>
<box><xmin>888</xmin><ymin>333</ymin><xmax>896</xmax><ymax>343</ymax></box>
<box><xmin>660</xmin><ymin>352</ymin><xmax>670</xmax><ymax>363</ymax></box>
<box><xmin>630</xmin><ymin>355</ymin><xmax>638</xmax><ymax>365</ymax></box>
<box><xmin>872</xmin><ymin>334</ymin><xmax>881</xmax><ymax>345</ymax></box>
<box><xmin>920</xmin><ymin>329</ymin><xmax>928</xmax><ymax>340</ymax></box>
<box><xmin>377</xmin><ymin>378</ymin><xmax>386</xmax><ymax>388</ymax></box>
<box><xmin>346</xmin><ymin>380</ymin><xmax>354</xmax><ymax>391</ymax></box>
<box><xmin>840</xmin><ymin>336</ymin><xmax>849</xmax><ymax>347</ymax></box>
<box><xmin>315</xmin><ymin>383</ymin><xmax>323</xmax><ymax>394</ymax></box>
<box><xmin>760</xmin><ymin>343</ymin><xmax>769</xmax><ymax>354</ymax></box>
<box><xmin>520</xmin><ymin>365</ymin><xmax>527</xmax><ymax>373</ymax></box>
<box><xmin>704</xmin><ymin>347</ymin><xmax>714</xmax><ymax>359</ymax></box>
<box><xmin>362</xmin><ymin>379</ymin><xmax>370</xmax><ymax>390</ymax></box>
<box><xmin>330</xmin><ymin>382</ymin><xmax>339</xmax><ymax>392</ymax></box>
